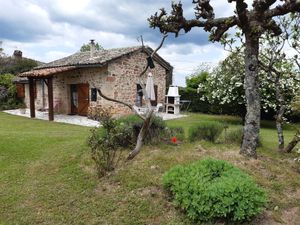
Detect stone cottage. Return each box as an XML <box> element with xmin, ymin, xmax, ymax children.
<box><xmin>18</xmin><ymin>44</ymin><xmax>173</xmax><ymax>120</ymax></box>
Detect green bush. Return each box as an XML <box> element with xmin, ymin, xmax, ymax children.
<box><xmin>224</xmin><ymin>127</ymin><xmax>243</xmax><ymax>144</ymax></box>
<box><xmin>0</xmin><ymin>73</ymin><xmax>22</xmax><ymax>110</ymax></box>
<box><xmin>118</xmin><ymin>115</ymin><xmax>167</xmax><ymax>144</ymax></box>
<box><xmin>163</xmin><ymin>159</ymin><xmax>267</xmax><ymax>224</ymax></box>
<box><xmin>166</xmin><ymin>126</ymin><xmax>185</xmax><ymax>142</ymax></box>
<box><xmin>224</xmin><ymin>127</ymin><xmax>263</xmax><ymax>147</ymax></box>
<box><xmin>188</xmin><ymin>121</ymin><xmax>224</xmax><ymax>142</ymax></box>
<box><xmin>87</xmin><ymin>108</ymin><xmax>133</xmax><ymax>177</ymax></box>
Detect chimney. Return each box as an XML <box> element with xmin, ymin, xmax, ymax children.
<box><xmin>90</xmin><ymin>39</ymin><xmax>95</xmax><ymax>57</ymax></box>
<box><xmin>13</xmin><ymin>50</ymin><xmax>22</xmax><ymax>60</ymax></box>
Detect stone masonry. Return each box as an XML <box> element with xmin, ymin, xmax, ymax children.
<box><xmin>23</xmin><ymin>49</ymin><xmax>168</xmax><ymax>115</ymax></box>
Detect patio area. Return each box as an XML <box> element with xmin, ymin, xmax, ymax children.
<box><xmin>3</xmin><ymin>109</ymin><xmax>187</xmax><ymax>127</ymax></box>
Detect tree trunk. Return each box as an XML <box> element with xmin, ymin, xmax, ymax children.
<box><xmin>284</xmin><ymin>129</ymin><xmax>300</xmax><ymax>153</ymax></box>
<box><xmin>275</xmin><ymin>74</ymin><xmax>285</xmax><ymax>151</ymax></box>
<box><xmin>127</xmin><ymin>110</ymin><xmax>154</xmax><ymax>160</ymax></box>
<box><xmin>276</xmin><ymin>117</ymin><xmax>285</xmax><ymax>151</ymax></box>
<box><xmin>240</xmin><ymin>34</ymin><xmax>260</xmax><ymax>158</ymax></box>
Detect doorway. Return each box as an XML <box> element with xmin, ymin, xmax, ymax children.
<box><xmin>70</xmin><ymin>83</ymin><xmax>89</xmax><ymax>116</ymax></box>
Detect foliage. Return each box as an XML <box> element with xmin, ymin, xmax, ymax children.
<box><xmin>0</xmin><ymin>73</ymin><xmax>22</xmax><ymax>110</ymax></box>
<box><xmin>188</xmin><ymin>121</ymin><xmax>224</xmax><ymax>143</ymax></box>
<box><xmin>87</xmin><ymin>108</ymin><xmax>132</xmax><ymax>177</ymax></box>
<box><xmin>180</xmin><ymin>71</ymin><xmax>213</xmax><ymax>113</ymax></box>
<box><xmin>198</xmin><ymin>48</ymin><xmax>300</xmax><ymax>119</ymax></box>
<box><xmin>80</xmin><ymin>42</ymin><xmax>104</xmax><ymax>52</ymax></box>
<box><xmin>120</xmin><ymin>115</ymin><xmax>167</xmax><ymax>144</ymax></box>
<box><xmin>118</xmin><ymin>115</ymin><xmax>186</xmax><ymax>143</ymax></box>
<box><xmin>163</xmin><ymin>159</ymin><xmax>267</xmax><ymax>224</ymax></box>
<box><xmin>0</xmin><ymin>57</ymin><xmax>38</xmax><ymax>75</ymax></box>
<box><xmin>224</xmin><ymin>127</ymin><xmax>243</xmax><ymax>145</ymax></box>
<box><xmin>180</xmin><ymin>86</ymin><xmax>214</xmax><ymax>113</ymax></box>
<box><xmin>186</xmin><ymin>71</ymin><xmax>208</xmax><ymax>89</ymax></box>
<box><xmin>165</xmin><ymin>126</ymin><xmax>185</xmax><ymax>142</ymax></box>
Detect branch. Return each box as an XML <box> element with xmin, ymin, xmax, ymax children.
<box><xmin>266</xmin><ymin>1</ymin><xmax>300</xmax><ymax>18</ymax></box>
<box><xmin>97</xmin><ymin>89</ymin><xmax>146</xmax><ymax>120</ymax></box>
<box><xmin>253</xmin><ymin>0</ymin><xmax>277</xmax><ymax>12</ymax></box>
<box><xmin>148</xmin><ymin>2</ymin><xmax>238</xmax><ymax>41</ymax></box>
<box><xmin>228</xmin><ymin>0</ymin><xmax>249</xmax><ymax>27</ymax></box>
<box><xmin>193</xmin><ymin>0</ymin><xmax>215</xmax><ymax>19</ymax></box>
<box><xmin>151</xmin><ymin>34</ymin><xmax>168</xmax><ymax>57</ymax></box>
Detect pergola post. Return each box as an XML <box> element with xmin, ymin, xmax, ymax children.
<box><xmin>28</xmin><ymin>77</ymin><xmax>35</xmax><ymax>118</ymax></box>
<box><xmin>47</xmin><ymin>77</ymin><xmax>54</xmax><ymax>121</ymax></box>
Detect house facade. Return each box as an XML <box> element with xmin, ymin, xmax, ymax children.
<box><xmin>18</xmin><ymin>45</ymin><xmax>173</xmax><ymax>120</ymax></box>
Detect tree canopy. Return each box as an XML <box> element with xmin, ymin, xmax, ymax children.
<box><xmin>80</xmin><ymin>42</ymin><xmax>104</xmax><ymax>52</ymax></box>
<box><xmin>149</xmin><ymin>0</ymin><xmax>300</xmax><ymax>158</ymax></box>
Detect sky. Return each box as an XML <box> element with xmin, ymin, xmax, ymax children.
<box><xmin>0</xmin><ymin>0</ymin><xmax>248</xmax><ymax>86</ymax></box>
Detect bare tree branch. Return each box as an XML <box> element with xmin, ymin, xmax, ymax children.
<box><xmin>148</xmin><ymin>2</ymin><xmax>238</xmax><ymax>41</ymax></box>
<box><xmin>266</xmin><ymin>1</ymin><xmax>300</xmax><ymax>18</ymax></box>
<box><xmin>151</xmin><ymin>34</ymin><xmax>168</xmax><ymax>57</ymax></box>
<box><xmin>97</xmin><ymin>89</ymin><xmax>146</xmax><ymax>120</ymax></box>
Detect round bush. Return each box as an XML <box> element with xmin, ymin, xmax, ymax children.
<box><xmin>163</xmin><ymin>159</ymin><xmax>267</xmax><ymax>223</ymax></box>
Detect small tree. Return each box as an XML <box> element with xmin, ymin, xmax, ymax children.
<box><xmin>148</xmin><ymin>0</ymin><xmax>300</xmax><ymax>158</ymax></box>
<box><xmin>80</xmin><ymin>42</ymin><xmax>104</xmax><ymax>52</ymax></box>
<box><xmin>95</xmin><ymin>35</ymin><xmax>168</xmax><ymax>160</ymax></box>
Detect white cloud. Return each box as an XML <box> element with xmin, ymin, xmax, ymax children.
<box><xmin>1</xmin><ymin>0</ymin><xmax>286</xmax><ymax>87</ymax></box>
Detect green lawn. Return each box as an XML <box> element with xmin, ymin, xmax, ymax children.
<box><xmin>1</xmin><ymin>112</ymin><xmax>300</xmax><ymax>224</ymax></box>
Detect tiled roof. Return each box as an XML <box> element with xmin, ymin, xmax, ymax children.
<box><xmin>19</xmin><ymin>66</ymin><xmax>76</xmax><ymax>77</ymax></box>
<box><xmin>35</xmin><ymin>46</ymin><xmax>142</xmax><ymax>69</ymax></box>
<box><xmin>18</xmin><ymin>46</ymin><xmax>172</xmax><ymax>78</ymax></box>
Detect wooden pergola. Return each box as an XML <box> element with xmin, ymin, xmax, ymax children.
<box><xmin>19</xmin><ymin>66</ymin><xmax>76</xmax><ymax>121</ymax></box>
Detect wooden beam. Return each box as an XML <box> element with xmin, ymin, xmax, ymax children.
<box><xmin>47</xmin><ymin>77</ymin><xmax>54</xmax><ymax>121</ymax></box>
<box><xmin>28</xmin><ymin>78</ymin><xmax>35</xmax><ymax>118</ymax></box>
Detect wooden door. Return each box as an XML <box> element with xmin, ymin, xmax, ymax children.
<box><xmin>77</xmin><ymin>83</ymin><xmax>89</xmax><ymax>116</ymax></box>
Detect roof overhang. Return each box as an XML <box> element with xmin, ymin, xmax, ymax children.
<box><xmin>19</xmin><ymin>66</ymin><xmax>77</xmax><ymax>78</ymax></box>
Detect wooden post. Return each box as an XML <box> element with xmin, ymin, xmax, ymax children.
<box><xmin>47</xmin><ymin>77</ymin><xmax>54</xmax><ymax>121</ymax></box>
<box><xmin>29</xmin><ymin>77</ymin><xmax>35</xmax><ymax>118</ymax></box>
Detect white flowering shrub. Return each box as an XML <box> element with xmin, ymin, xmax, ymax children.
<box><xmin>198</xmin><ymin>49</ymin><xmax>300</xmax><ymax>118</ymax></box>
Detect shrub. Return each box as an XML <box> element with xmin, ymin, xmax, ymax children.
<box><xmin>188</xmin><ymin>121</ymin><xmax>224</xmax><ymax>142</ymax></box>
<box><xmin>224</xmin><ymin>127</ymin><xmax>243</xmax><ymax>145</ymax></box>
<box><xmin>118</xmin><ymin>114</ymin><xmax>167</xmax><ymax>144</ymax></box>
<box><xmin>87</xmin><ymin>108</ymin><xmax>133</xmax><ymax>177</ymax></box>
<box><xmin>165</xmin><ymin>126</ymin><xmax>185</xmax><ymax>142</ymax></box>
<box><xmin>163</xmin><ymin>159</ymin><xmax>267</xmax><ymax>224</ymax></box>
<box><xmin>0</xmin><ymin>73</ymin><xmax>22</xmax><ymax>110</ymax></box>
<box><xmin>223</xmin><ymin>127</ymin><xmax>263</xmax><ymax>147</ymax></box>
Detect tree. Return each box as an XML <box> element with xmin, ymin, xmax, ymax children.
<box><xmin>0</xmin><ymin>58</ymin><xmax>38</xmax><ymax>75</ymax></box>
<box><xmin>80</xmin><ymin>42</ymin><xmax>104</xmax><ymax>52</ymax></box>
<box><xmin>180</xmin><ymin>70</ymin><xmax>211</xmax><ymax>113</ymax></box>
<box><xmin>148</xmin><ymin>0</ymin><xmax>300</xmax><ymax>158</ymax></box>
<box><xmin>199</xmin><ymin>51</ymin><xmax>246</xmax><ymax>117</ymax></box>
<box><xmin>199</xmin><ymin>48</ymin><xmax>299</xmax><ymax>150</ymax></box>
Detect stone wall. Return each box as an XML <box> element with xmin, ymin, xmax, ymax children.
<box><xmin>24</xmin><ymin>49</ymin><xmax>169</xmax><ymax>116</ymax></box>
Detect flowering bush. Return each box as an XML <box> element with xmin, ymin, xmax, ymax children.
<box><xmin>198</xmin><ymin>49</ymin><xmax>300</xmax><ymax>119</ymax></box>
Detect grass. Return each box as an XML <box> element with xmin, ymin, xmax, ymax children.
<box><xmin>1</xmin><ymin>112</ymin><xmax>300</xmax><ymax>224</ymax></box>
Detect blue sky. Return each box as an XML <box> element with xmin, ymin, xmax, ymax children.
<box><xmin>0</xmin><ymin>0</ymin><xmax>240</xmax><ymax>86</ymax></box>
